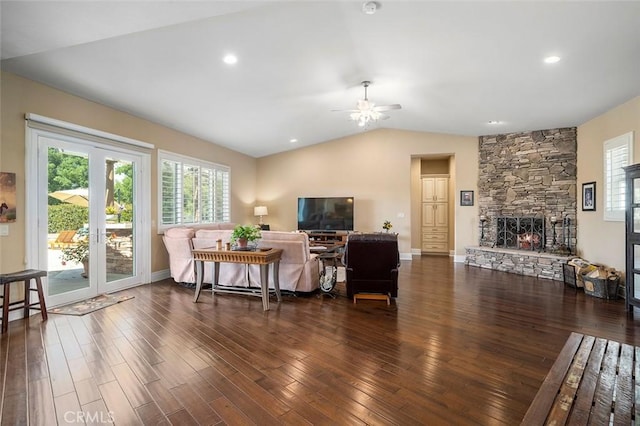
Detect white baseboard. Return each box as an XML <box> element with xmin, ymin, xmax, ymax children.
<box><xmin>453</xmin><ymin>254</ymin><xmax>466</xmax><ymax>263</ymax></box>
<box><xmin>411</xmin><ymin>248</ymin><xmax>422</xmax><ymax>256</ymax></box>
<box><xmin>151</xmin><ymin>269</ymin><xmax>171</xmax><ymax>283</ymax></box>
<box><xmin>400</xmin><ymin>252</ymin><xmax>412</xmax><ymax>261</ymax></box>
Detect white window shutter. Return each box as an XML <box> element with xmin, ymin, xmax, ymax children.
<box><xmin>603</xmin><ymin>132</ymin><xmax>634</xmax><ymax>221</ymax></box>
<box><xmin>158</xmin><ymin>150</ymin><xmax>231</xmax><ymax>230</ymax></box>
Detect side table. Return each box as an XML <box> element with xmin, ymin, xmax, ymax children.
<box><xmin>192</xmin><ymin>248</ymin><xmax>283</xmax><ymax>311</ymax></box>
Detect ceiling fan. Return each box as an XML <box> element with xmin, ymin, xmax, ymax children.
<box><xmin>333</xmin><ymin>81</ymin><xmax>401</xmax><ymax>128</ymax></box>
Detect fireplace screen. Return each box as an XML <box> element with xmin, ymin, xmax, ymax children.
<box><xmin>496</xmin><ymin>217</ymin><xmax>545</xmax><ymax>251</ymax></box>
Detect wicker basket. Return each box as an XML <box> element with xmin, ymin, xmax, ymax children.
<box><xmin>582</xmin><ymin>274</ymin><xmax>619</xmax><ymax>300</ymax></box>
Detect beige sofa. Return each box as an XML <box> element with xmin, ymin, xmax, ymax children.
<box><xmin>163</xmin><ymin>227</ymin><xmax>319</xmax><ymax>293</ymax></box>
<box><xmin>251</xmin><ymin>231</ymin><xmax>319</xmax><ymax>293</ymax></box>
<box><xmin>162</xmin><ymin>224</ymin><xmax>236</xmax><ymax>284</ymax></box>
<box><xmin>191</xmin><ymin>228</ymin><xmax>245</xmax><ymax>287</ymax></box>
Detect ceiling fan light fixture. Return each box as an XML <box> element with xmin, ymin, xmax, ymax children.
<box><xmin>335</xmin><ymin>80</ymin><xmax>400</xmax><ymax>128</ymax></box>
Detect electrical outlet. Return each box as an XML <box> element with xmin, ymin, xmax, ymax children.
<box><xmin>397</xmin><ymin>212</ymin><xmax>405</xmax><ymax>218</ymax></box>
<box><xmin>0</xmin><ymin>224</ymin><xmax>8</xmax><ymax>236</ymax></box>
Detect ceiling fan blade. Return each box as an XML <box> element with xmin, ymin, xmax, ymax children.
<box><xmin>331</xmin><ymin>108</ymin><xmax>360</xmax><ymax>113</ymax></box>
<box><xmin>373</xmin><ymin>104</ymin><xmax>402</xmax><ymax>112</ymax></box>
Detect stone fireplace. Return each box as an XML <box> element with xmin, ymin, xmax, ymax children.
<box><xmin>466</xmin><ymin>127</ymin><xmax>577</xmax><ymax>280</ymax></box>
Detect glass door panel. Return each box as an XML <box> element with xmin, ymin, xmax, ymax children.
<box><xmin>634</xmin><ymin>245</ymin><xmax>640</xmax><ymax>270</ymax></box>
<box><xmin>105</xmin><ymin>156</ymin><xmax>135</xmax><ymax>287</ymax></box>
<box><xmin>634</xmin><ymin>178</ymin><xmax>640</xmax><ymax>203</ymax></box>
<box><xmin>46</xmin><ymin>147</ymin><xmax>92</xmax><ymax>299</ymax></box>
<box><xmin>634</xmin><ymin>208</ymin><xmax>640</xmax><ymax>233</ymax></box>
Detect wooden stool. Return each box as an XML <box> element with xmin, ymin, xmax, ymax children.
<box><xmin>0</xmin><ymin>269</ymin><xmax>48</xmax><ymax>333</ymax></box>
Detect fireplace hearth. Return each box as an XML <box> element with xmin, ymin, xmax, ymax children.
<box><xmin>495</xmin><ymin>217</ymin><xmax>545</xmax><ymax>251</ymax></box>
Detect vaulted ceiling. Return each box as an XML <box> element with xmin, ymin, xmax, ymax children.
<box><xmin>2</xmin><ymin>1</ymin><xmax>639</xmax><ymax>157</ymax></box>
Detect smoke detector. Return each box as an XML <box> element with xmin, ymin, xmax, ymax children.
<box><xmin>362</xmin><ymin>1</ymin><xmax>378</xmax><ymax>15</ymax></box>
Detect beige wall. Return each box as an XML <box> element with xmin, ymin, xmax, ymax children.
<box><xmin>5</xmin><ymin>69</ymin><xmax>634</xmax><ymax>275</ymax></box>
<box><xmin>410</xmin><ymin>158</ymin><xmax>421</xmax><ymax>250</ymax></box>
<box><xmin>0</xmin><ymin>71</ymin><xmax>257</xmax><ymax>274</ymax></box>
<box><xmin>421</xmin><ymin>158</ymin><xmax>449</xmax><ymax>174</ymax></box>
<box><xmin>256</xmin><ymin>128</ymin><xmax>478</xmax><ymax>256</ymax></box>
<box><xmin>577</xmin><ymin>95</ymin><xmax>640</xmax><ymax>271</ymax></box>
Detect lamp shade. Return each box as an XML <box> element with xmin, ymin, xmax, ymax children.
<box><xmin>254</xmin><ymin>206</ymin><xmax>268</xmax><ymax>217</ymax></box>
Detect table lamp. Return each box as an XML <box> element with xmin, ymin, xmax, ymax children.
<box><xmin>254</xmin><ymin>206</ymin><xmax>268</xmax><ymax>228</ymax></box>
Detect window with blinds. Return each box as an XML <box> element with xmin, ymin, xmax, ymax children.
<box><xmin>159</xmin><ymin>150</ymin><xmax>230</xmax><ymax>229</ymax></box>
<box><xmin>604</xmin><ymin>132</ymin><xmax>634</xmax><ymax>221</ymax></box>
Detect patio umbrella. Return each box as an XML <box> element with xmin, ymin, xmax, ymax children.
<box><xmin>48</xmin><ymin>188</ymin><xmax>89</xmax><ymax>207</ymax></box>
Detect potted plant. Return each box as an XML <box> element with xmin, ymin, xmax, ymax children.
<box><xmin>60</xmin><ymin>238</ymin><xmax>90</xmax><ymax>277</ymax></box>
<box><xmin>105</xmin><ymin>205</ymin><xmax>118</xmax><ymax>222</ymax></box>
<box><xmin>230</xmin><ymin>224</ymin><xmax>261</xmax><ymax>249</ymax></box>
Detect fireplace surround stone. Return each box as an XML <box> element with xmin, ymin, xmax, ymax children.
<box><xmin>466</xmin><ymin>246</ymin><xmax>569</xmax><ymax>281</ymax></box>
<box><xmin>467</xmin><ymin>127</ymin><xmax>577</xmax><ymax>280</ymax></box>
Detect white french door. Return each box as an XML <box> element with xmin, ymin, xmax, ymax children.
<box><xmin>27</xmin><ymin>126</ymin><xmax>151</xmax><ymax>308</ymax></box>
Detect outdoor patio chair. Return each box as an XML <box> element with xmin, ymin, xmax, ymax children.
<box><xmin>48</xmin><ymin>230</ymin><xmax>76</xmax><ymax>249</ymax></box>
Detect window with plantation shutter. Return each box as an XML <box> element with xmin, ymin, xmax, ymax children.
<box><xmin>603</xmin><ymin>132</ymin><xmax>634</xmax><ymax>221</ymax></box>
<box><xmin>158</xmin><ymin>150</ymin><xmax>230</xmax><ymax>230</ymax></box>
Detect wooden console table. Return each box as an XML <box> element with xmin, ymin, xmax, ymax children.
<box><xmin>522</xmin><ymin>332</ymin><xmax>638</xmax><ymax>425</ymax></box>
<box><xmin>192</xmin><ymin>247</ymin><xmax>282</xmax><ymax>311</ymax></box>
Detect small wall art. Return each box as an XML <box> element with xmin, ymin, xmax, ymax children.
<box><xmin>460</xmin><ymin>190</ymin><xmax>474</xmax><ymax>206</ymax></box>
<box><xmin>582</xmin><ymin>182</ymin><xmax>596</xmax><ymax>211</ymax></box>
<box><xmin>0</xmin><ymin>172</ymin><xmax>16</xmax><ymax>223</ymax></box>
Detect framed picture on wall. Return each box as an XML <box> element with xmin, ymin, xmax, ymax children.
<box><xmin>460</xmin><ymin>190</ymin><xmax>474</xmax><ymax>206</ymax></box>
<box><xmin>582</xmin><ymin>182</ymin><xmax>596</xmax><ymax>211</ymax></box>
<box><xmin>0</xmin><ymin>172</ymin><xmax>16</xmax><ymax>223</ymax></box>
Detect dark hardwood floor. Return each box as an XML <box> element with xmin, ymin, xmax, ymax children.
<box><xmin>1</xmin><ymin>256</ymin><xmax>638</xmax><ymax>425</ymax></box>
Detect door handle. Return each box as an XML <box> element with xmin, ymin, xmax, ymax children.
<box><xmin>94</xmin><ymin>228</ymin><xmax>111</xmax><ymax>243</ymax></box>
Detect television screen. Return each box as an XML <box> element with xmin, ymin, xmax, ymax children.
<box><xmin>297</xmin><ymin>197</ymin><xmax>354</xmax><ymax>231</ymax></box>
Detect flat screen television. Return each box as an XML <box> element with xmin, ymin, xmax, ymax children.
<box><xmin>297</xmin><ymin>197</ymin><xmax>354</xmax><ymax>231</ymax></box>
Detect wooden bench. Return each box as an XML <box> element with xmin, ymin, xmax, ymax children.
<box><xmin>522</xmin><ymin>332</ymin><xmax>638</xmax><ymax>425</ymax></box>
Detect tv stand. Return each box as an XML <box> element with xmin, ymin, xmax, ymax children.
<box><xmin>305</xmin><ymin>231</ymin><xmax>348</xmax><ymax>247</ymax></box>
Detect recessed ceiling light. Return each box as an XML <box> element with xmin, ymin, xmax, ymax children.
<box><xmin>488</xmin><ymin>120</ymin><xmax>501</xmax><ymax>125</ymax></box>
<box><xmin>544</xmin><ymin>56</ymin><xmax>561</xmax><ymax>64</ymax></box>
<box><xmin>362</xmin><ymin>1</ymin><xmax>378</xmax><ymax>15</ymax></box>
<box><xmin>223</xmin><ymin>54</ymin><xmax>238</xmax><ymax>65</ymax></box>
<box><xmin>289</xmin><ymin>138</ymin><xmax>298</xmax><ymax>143</ymax></box>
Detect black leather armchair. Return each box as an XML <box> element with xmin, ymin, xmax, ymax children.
<box><xmin>343</xmin><ymin>233</ymin><xmax>400</xmax><ymax>303</ymax></box>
